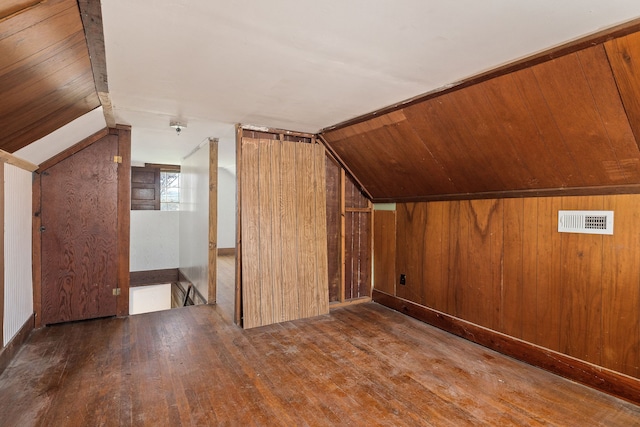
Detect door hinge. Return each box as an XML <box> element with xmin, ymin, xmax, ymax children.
<box><xmin>113</xmin><ymin>155</ymin><xmax>122</xmax><ymax>164</ymax></box>
<box><xmin>112</xmin><ymin>288</ymin><xmax>121</xmax><ymax>296</ymax></box>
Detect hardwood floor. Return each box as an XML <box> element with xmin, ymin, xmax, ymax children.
<box><xmin>1</xmin><ymin>255</ymin><xmax>639</xmax><ymax>426</ymax></box>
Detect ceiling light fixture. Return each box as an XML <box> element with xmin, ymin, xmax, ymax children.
<box><xmin>170</xmin><ymin>121</ymin><xmax>187</xmax><ymax>136</ymax></box>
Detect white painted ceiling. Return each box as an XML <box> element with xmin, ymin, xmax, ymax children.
<box><xmin>100</xmin><ymin>0</ymin><xmax>640</xmax><ymax>168</ymax></box>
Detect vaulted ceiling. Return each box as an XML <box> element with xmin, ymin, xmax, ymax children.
<box><xmin>4</xmin><ymin>1</ymin><xmax>640</xmax><ymax>200</ymax></box>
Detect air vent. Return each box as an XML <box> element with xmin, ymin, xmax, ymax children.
<box><xmin>558</xmin><ymin>210</ymin><xmax>613</xmax><ymax>235</ymax></box>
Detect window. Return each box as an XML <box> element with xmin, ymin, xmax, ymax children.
<box><xmin>160</xmin><ymin>170</ymin><xmax>180</xmax><ymax>211</ymax></box>
<box><xmin>131</xmin><ymin>164</ymin><xmax>180</xmax><ymax>210</ymax></box>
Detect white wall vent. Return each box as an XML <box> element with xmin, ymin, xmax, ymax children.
<box><xmin>558</xmin><ymin>210</ymin><xmax>613</xmax><ymax>235</ymax></box>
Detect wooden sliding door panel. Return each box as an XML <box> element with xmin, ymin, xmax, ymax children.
<box><xmin>241</xmin><ymin>138</ymin><xmax>329</xmax><ymax>328</ymax></box>
<box><xmin>280</xmin><ymin>141</ymin><xmax>300</xmax><ymax>323</ymax></box>
<box><xmin>240</xmin><ymin>140</ymin><xmax>262</xmax><ymax>326</ymax></box>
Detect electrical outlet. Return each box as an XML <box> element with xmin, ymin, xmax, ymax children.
<box><xmin>399</xmin><ymin>274</ymin><xmax>406</xmax><ymax>285</ymax></box>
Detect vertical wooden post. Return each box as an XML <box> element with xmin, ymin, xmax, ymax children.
<box><xmin>31</xmin><ymin>171</ymin><xmax>42</xmax><ymax>328</ymax></box>
<box><xmin>116</xmin><ymin>126</ymin><xmax>131</xmax><ymax>316</ymax></box>
<box><xmin>339</xmin><ymin>168</ymin><xmax>346</xmax><ymax>304</ymax></box>
<box><xmin>0</xmin><ymin>161</ymin><xmax>4</xmax><ymax>344</ymax></box>
<box><xmin>208</xmin><ymin>139</ymin><xmax>218</xmax><ymax>304</ymax></box>
<box><xmin>234</xmin><ymin>125</ymin><xmax>243</xmax><ymax>325</ymax></box>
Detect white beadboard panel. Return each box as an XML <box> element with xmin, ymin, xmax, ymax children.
<box><xmin>179</xmin><ymin>143</ymin><xmax>210</xmax><ymax>301</ymax></box>
<box><xmin>129</xmin><ymin>283</ymin><xmax>171</xmax><ymax>315</ymax></box>
<box><xmin>218</xmin><ymin>168</ymin><xmax>236</xmax><ymax>249</ymax></box>
<box><xmin>4</xmin><ymin>165</ymin><xmax>33</xmax><ymax>346</ymax></box>
<box><xmin>130</xmin><ymin>210</ymin><xmax>179</xmax><ymax>271</ymax></box>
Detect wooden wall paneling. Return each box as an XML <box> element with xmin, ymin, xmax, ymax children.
<box><xmin>325</xmin><ymin>155</ymin><xmax>341</xmax><ymax>302</ymax></box>
<box><xmin>520</xmin><ymin>198</ymin><xmax>539</xmax><ymax>344</ymax></box>
<box><xmin>0</xmin><ymin>0</ymin><xmax>101</xmax><ymax>153</ymax></box>
<box><xmin>373</xmin><ymin>210</ymin><xmax>396</xmax><ymax>296</ymax></box>
<box><xmin>344</xmin><ymin>172</ymin><xmax>368</xmax><ymax>209</ymax></box>
<box><xmin>116</xmin><ymin>127</ymin><xmax>131</xmax><ymax>316</ymax></box>
<box><xmin>448</xmin><ymin>201</ymin><xmax>468</xmax><ymax>319</ymax></box>
<box><xmin>558</xmin><ymin>196</ymin><xmax>604</xmax><ymax>365</ymax></box>
<box><xmin>447</xmin><ymin>85</ymin><xmax>530</xmax><ymax>191</ymax></box>
<box><xmin>466</xmin><ymin>199</ymin><xmax>503</xmax><ymax>330</ymax></box>
<box><xmin>422</xmin><ymin>201</ymin><xmax>451</xmax><ymax>313</ymax></box>
<box><xmin>534</xmin><ymin>197</ymin><xmax>563</xmax><ymax>351</ymax></box>
<box><xmin>476</xmin><ymin>75</ymin><xmax>562</xmax><ymax>189</ymax></box>
<box><xmin>511</xmin><ymin>69</ymin><xmax>579</xmax><ymax>188</ymax></box>
<box><xmin>208</xmin><ymin>139</ymin><xmax>218</xmax><ymax>304</ymax></box>
<box><xmin>531</xmin><ymin>52</ymin><xmax>619</xmax><ymax>186</ymax></box>
<box><xmin>501</xmin><ymin>198</ymin><xmax>524</xmax><ymax>337</ymax></box>
<box><xmin>268</xmin><ymin>139</ymin><xmax>283</xmax><ymax>321</ymax></box>
<box><xmin>395</xmin><ymin>203</ymin><xmax>426</xmax><ymax>305</ymax></box>
<box><xmin>0</xmin><ymin>0</ymin><xmax>42</xmax><ymax>20</ymax></box>
<box><xmin>577</xmin><ymin>46</ymin><xmax>640</xmax><ymax>183</ymax></box>
<box><xmin>313</xmin><ymin>143</ymin><xmax>330</xmax><ymax>314</ymax></box>
<box><xmin>401</xmin><ymin>102</ymin><xmax>494</xmax><ymax>194</ymax></box>
<box><xmin>360</xmin><ymin>113</ymin><xmax>452</xmax><ymax>197</ymax></box>
<box><xmin>344</xmin><ymin>212</ymin><xmax>355</xmax><ymax>300</ymax></box>
<box><xmin>605</xmin><ymin>32</ymin><xmax>640</xmax><ymax>154</ymax></box>
<box><xmin>258</xmin><ymin>140</ymin><xmax>275</xmax><ymax>325</ymax></box>
<box><xmin>280</xmin><ymin>141</ymin><xmax>300</xmax><ymax>322</ymax></box>
<box><xmin>356</xmin><ymin>211</ymin><xmax>372</xmax><ymax>299</ymax></box>
<box><xmin>601</xmin><ymin>195</ymin><xmax>640</xmax><ymax>377</ymax></box>
<box><xmin>240</xmin><ymin>138</ymin><xmax>262</xmax><ymax>328</ymax></box>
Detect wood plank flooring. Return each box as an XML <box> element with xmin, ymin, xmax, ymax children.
<box><xmin>1</xmin><ymin>256</ymin><xmax>639</xmax><ymax>426</ymax></box>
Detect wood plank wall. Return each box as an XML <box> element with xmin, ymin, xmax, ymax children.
<box><xmin>240</xmin><ymin>137</ymin><xmax>329</xmax><ymax>328</ymax></box>
<box><xmin>325</xmin><ymin>154</ymin><xmax>372</xmax><ymax>304</ymax></box>
<box><xmin>321</xmin><ymin>33</ymin><xmax>640</xmax><ymax>202</ymax></box>
<box><xmin>374</xmin><ymin>195</ymin><xmax>640</xmax><ymax>378</ymax></box>
<box><xmin>0</xmin><ymin>0</ymin><xmax>101</xmax><ymax>153</ymax></box>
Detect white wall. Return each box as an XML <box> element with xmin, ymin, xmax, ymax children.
<box><xmin>217</xmin><ymin>168</ymin><xmax>236</xmax><ymax>249</ymax></box>
<box><xmin>4</xmin><ymin>165</ymin><xmax>33</xmax><ymax>346</ymax></box>
<box><xmin>179</xmin><ymin>143</ymin><xmax>210</xmax><ymax>301</ymax></box>
<box><xmin>129</xmin><ymin>283</ymin><xmax>171</xmax><ymax>315</ymax></box>
<box><xmin>130</xmin><ymin>210</ymin><xmax>179</xmax><ymax>271</ymax></box>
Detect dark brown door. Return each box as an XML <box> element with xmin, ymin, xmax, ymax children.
<box><xmin>41</xmin><ymin>135</ymin><xmax>119</xmax><ymax>324</ymax></box>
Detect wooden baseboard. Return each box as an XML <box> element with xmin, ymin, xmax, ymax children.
<box><xmin>0</xmin><ymin>313</ymin><xmax>34</xmax><ymax>375</ymax></box>
<box><xmin>130</xmin><ymin>268</ymin><xmax>179</xmax><ymax>287</ymax></box>
<box><xmin>217</xmin><ymin>248</ymin><xmax>235</xmax><ymax>256</ymax></box>
<box><xmin>330</xmin><ymin>296</ymin><xmax>371</xmax><ymax>309</ymax></box>
<box><xmin>372</xmin><ymin>290</ymin><xmax>640</xmax><ymax>405</ymax></box>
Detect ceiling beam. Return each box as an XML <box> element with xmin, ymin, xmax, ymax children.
<box><xmin>78</xmin><ymin>0</ymin><xmax>116</xmax><ymax>128</ymax></box>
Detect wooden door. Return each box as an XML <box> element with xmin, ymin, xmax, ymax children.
<box><xmin>40</xmin><ymin>135</ymin><xmax>119</xmax><ymax>324</ymax></box>
<box><xmin>240</xmin><ymin>137</ymin><xmax>329</xmax><ymax>328</ymax></box>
